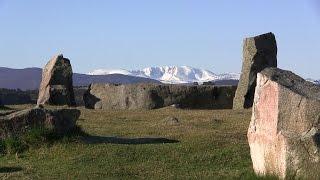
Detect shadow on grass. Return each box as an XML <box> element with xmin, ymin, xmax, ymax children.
<box><xmin>0</xmin><ymin>106</ymin><xmax>18</xmax><ymax>117</ymax></box>
<box><xmin>0</xmin><ymin>106</ymin><xmax>14</xmax><ymax>110</ymax></box>
<box><xmin>82</xmin><ymin>136</ymin><xmax>179</xmax><ymax>145</ymax></box>
<box><xmin>0</xmin><ymin>167</ymin><xmax>23</xmax><ymax>173</ymax></box>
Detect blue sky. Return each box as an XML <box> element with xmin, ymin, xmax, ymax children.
<box><xmin>0</xmin><ymin>0</ymin><xmax>319</xmax><ymax>78</ymax></box>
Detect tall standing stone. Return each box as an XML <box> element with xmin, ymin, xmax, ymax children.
<box><xmin>37</xmin><ymin>54</ymin><xmax>76</xmax><ymax>106</ymax></box>
<box><xmin>233</xmin><ymin>32</ymin><xmax>277</xmax><ymax>109</ymax></box>
<box><xmin>248</xmin><ymin>67</ymin><xmax>320</xmax><ymax>179</ymax></box>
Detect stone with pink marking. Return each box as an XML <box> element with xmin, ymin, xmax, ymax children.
<box><xmin>248</xmin><ymin>67</ymin><xmax>320</xmax><ymax>179</ymax></box>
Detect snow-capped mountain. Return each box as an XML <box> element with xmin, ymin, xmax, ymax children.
<box><xmin>88</xmin><ymin>66</ymin><xmax>240</xmax><ymax>84</ymax></box>
<box><xmin>307</xmin><ymin>78</ymin><xmax>320</xmax><ymax>85</ymax></box>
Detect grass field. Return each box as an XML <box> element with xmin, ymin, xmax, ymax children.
<box><xmin>0</xmin><ymin>105</ymin><xmax>275</xmax><ymax>179</ymax></box>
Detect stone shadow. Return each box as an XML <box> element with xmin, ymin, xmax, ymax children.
<box><xmin>0</xmin><ymin>167</ymin><xmax>23</xmax><ymax>173</ymax></box>
<box><xmin>82</xmin><ymin>136</ymin><xmax>179</xmax><ymax>145</ymax></box>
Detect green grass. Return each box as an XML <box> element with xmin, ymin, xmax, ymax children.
<box><xmin>0</xmin><ymin>105</ymin><xmax>277</xmax><ymax>179</ymax></box>
<box><xmin>1</xmin><ymin>126</ymin><xmax>87</xmax><ymax>156</ymax></box>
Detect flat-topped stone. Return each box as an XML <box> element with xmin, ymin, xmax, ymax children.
<box><xmin>84</xmin><ymin>83</ymin><xmax>237</xmax><ymax>110</ymax></box>
<box><xmin>0</xmin><ymin>106</ymin><xmax>80</xmax><ymax>139</ymax></box>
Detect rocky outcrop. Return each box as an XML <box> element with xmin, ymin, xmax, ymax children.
<box><xmin>84</xmin><ymin>83</ymin><xmax>236</xmax><ymax>110</ymax></box>
<box><xmin>248</xmin><ymin>67</ymin><xmax>320</xmax><ymax>179</ymax></box>
<box><xmin>37</xmin><ymin>54</ymin><xmax>76</xmax><ymax>106</ymax></box>
<box><xmin>233</xmin><ymin>32</ymin><xmax>277</xmax><ymax>109</ymax></box>
<box><xmin>0</xmin><ymin>107</ymin><xmax>80</xmax><ymax>139</ymax></box>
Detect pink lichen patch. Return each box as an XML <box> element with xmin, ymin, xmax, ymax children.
<box><xmin>248</xmin><ymin>74</ymin><xmax>287</xmax><ymax>178</ymax></box>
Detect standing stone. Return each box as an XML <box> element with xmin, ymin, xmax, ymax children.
<box><xmin>233</xmin><ymin>32</ymin><xmax>277</xmax><ymax>109</ymax></box>
<box><xmin>248</xmin><ymin>67</ymin><xmax>320</xmax><ymax>179</ymax></box>
<box><xmin>37</xmin><ymin>54</ymin><xmax>76</xmax><ymax>106</ymax></box>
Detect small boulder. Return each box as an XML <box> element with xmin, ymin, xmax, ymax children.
<box><xmin>163</xmin><ymin>116</ymin><xmax>180</xmax><ymax>126</ymax></box>
<box><xmin>248</xmin><ymin>67</ymin><xmax>320</xmax><ymax>179</ymax></box>
<box><xmin>233</xmin><ymin>32</ymin><xmax>277</xmax><ymax>109</ymax></box>
<box><xmin>37</xmin><ymin>54</ymin><xmax>76</xmax><ymax>106</ymax></box>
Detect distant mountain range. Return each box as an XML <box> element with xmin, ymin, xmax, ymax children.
<box><xmin>0</xmin><ymin>66</ymin><xmax>317</xmax><ymax>90</ymax></box>
<box><xmin>89</xmin><ymin>66</ymin><xmax>240</xmax><ymax>84</ymax></box>
<box><xmin>0</xmin><ymin>67</ymin><xmax>160</xmax><ymax>90</ymax></box>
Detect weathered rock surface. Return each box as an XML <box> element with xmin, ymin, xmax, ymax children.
<box><xmin>0</xmin><ymin>107</ymin><xmax>80</xmax><ymax>139</ymax></box>
<box><xmin>233</xmin><ymin>32</ymin><xmax>277</xmax><ymax>109</ymax></box>
<box><xmin>248</xmin><ymin>67</ymin><xmax>320</xmax><ymax>179</ymax></box>
<box><xmin>37</xmin><ymin>54</ymin><xmax>76</xmax><ymax>106</ymax></box>
<box><xmin>84</xmin><ymin>83</ymin><xmax>236</xmax><ymax>110</ymax></box>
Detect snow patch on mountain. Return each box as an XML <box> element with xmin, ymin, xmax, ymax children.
<box><xmin>88</xmin><ymin>66</ymin><xmax>240</xmax><ymax>84</ymax></box>
<box><xmin>88</xmin><ymin>69</ymin><xmax>132</xmax><ymax>76</ymax></box>
<box><xmin>306</xmin><ymin>78</ymin><xmax>320</xmax><ymax>85</ymax></box>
